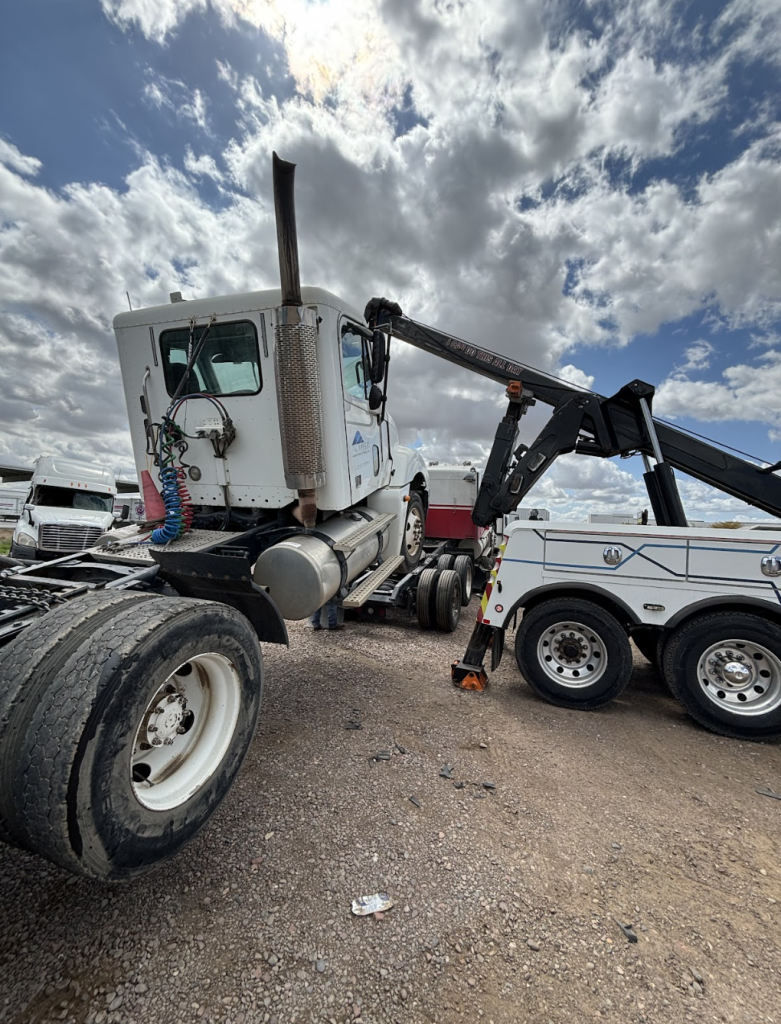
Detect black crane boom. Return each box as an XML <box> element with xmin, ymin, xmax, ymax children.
<box><xmin>364</xmin><ymin>298</ymin><xmax>781</xmax><ymax>526</ymax></box>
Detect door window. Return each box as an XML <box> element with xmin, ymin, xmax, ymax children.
<box><xmin>341</xmin><ymin>325</ymin><xmax>371</xmax><ymax>403</ymax></box>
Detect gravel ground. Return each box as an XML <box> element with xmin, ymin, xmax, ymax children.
<box><xmin>1</xmin><ymin>599</ymin><xmax>780</xmax><ymax>1024</ymax></box>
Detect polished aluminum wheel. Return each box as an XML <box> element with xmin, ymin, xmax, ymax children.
<box><xmin>537</xmin><ymin>620</ymin><xmax>608</xmax><ymax>688</ymax></box>
<box><xmin>697</xmin><ymin>638</ymin><xmax>781</xmax><ymax>716</ymax></box>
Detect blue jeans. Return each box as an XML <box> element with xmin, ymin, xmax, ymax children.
<box><xmin>310</xmin><ymin>599</ymin><xmax>338</xmax><ymax>629</ymax></box>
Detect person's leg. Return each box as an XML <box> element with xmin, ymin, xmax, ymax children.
<box><xmin>327</xmin><ymin>600</ymin><xmax>339</xmax><ymax>629</ymax></box>
<box><xmin>310</xmin><ymin>608</ymin><xmax>322</xmax><ymax>630</ymax></box>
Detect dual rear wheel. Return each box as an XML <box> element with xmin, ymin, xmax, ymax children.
<box><xmin>0</xmin><ymin>593</ymin><xmax>263</xmax><ymax>879</ymax></box>
<box><xmin>513</xmin><ymin>598</ymin><xmax>781</xmax><ymax>741</ymax></box>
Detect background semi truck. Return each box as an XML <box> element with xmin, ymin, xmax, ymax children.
<box><xmin>1</xmin><ymin>153</ymin><xmax>781</xmax><ymax>881</ymax></box>
<box><xmin>9</xmin><ymin>456</ymin><xmax>128</xmax><ymax>560</ymax></box>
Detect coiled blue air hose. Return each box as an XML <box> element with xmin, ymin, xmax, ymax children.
<box><xmin>151</xmin><ymin>464</ymin><xmax>186</xmax><ymax>544</ymax></box>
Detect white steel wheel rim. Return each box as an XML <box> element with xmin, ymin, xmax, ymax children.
<box><xmin>405</xmin><ymin>505</ymin><xmax>424</xmax><ymax>559</ymax></box>
<box><xmin>697</xmin><ymin>638</ymin><xmax>781</xmax><ymax>716</ymax></box>
<box><xmin>537</xmin><ymin>620</ymin><xmax>607</xmax><ymax>688</ymax></box>
<box><xmin>131</xmin><ymin>653</ymin><xmax>242</xmax><ymax>811</ymax></box>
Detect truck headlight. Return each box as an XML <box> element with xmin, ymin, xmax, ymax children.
<box><xmin>15</xmin><ymin>533</ymin><xmax>35</xmax><ymax>548</ymax></box>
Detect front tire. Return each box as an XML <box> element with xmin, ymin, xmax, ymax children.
<box><xmin>662</xmin><ymin>612</ymin><xmax>781</xmax><ymax>741</ymax></box>
<box><xmin>401</xmin><ymin>492</ymin><xmax>425</xmax><ymax>572</ymax></box>
<box><xmin>515</xmin><ymin>599</ymin><xmax>633</xmax><ymax>710</ymax></box>
<box><xmin>14</xmin><ymin>597</ymin><xmax>263</xmax><ymax>879</ymax></box>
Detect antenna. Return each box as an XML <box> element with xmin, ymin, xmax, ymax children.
<box><xmin>126</xmin><ymin>291</ymin><xmax>133</xmax><ymax>311</ymax></box>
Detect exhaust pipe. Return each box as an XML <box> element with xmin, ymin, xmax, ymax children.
<box><xmin>272</xmin><ymin>152</ymin><xmax>326</xmax><ymax>527</ymax></box>
<box><xmin>273</xmin><ymin>152</ymin><xmax>302</xmax><ymax>306</ymax></box>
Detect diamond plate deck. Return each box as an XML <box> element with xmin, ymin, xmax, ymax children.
<box><xmin>92</xmin><ymin>530</ymin><xmax>247</xmax><ymax>566</ymax></box>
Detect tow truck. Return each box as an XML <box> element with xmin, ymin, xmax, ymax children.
<box><xmin>363</xmin><ymin>299</ymin><xmax>781</xmax><ymax>743</ymax></box>
<box><xmin>1</xmin><ymin>154</ymin><xmax>780</xmax><ymax>881</ymax></box>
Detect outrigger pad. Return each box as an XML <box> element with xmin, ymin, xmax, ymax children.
<box><xmin>451</xmin><ymin>661</ymin><xmax>489</xmax><ymax>691</ymax></box>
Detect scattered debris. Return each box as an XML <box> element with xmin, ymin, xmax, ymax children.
<box><xmin>395</xmin><ymin>743</ymin><xmax>408</xmax><ymax>755</ymax></box>
<box><xmin>345</xmin><ymin>709</ymin><xmax>362</xmax><ymax>730</ymax></box>
<box><xmin>439</xmin><ymin>765</ymin><xmax>454</xmax><ymax>779</ymax></box>
<box><xmin>479</xmin><ymin>741</ymin><xmax>488</xmax><ymax>749</ymax></box>
<box><xmin>351</xmin><ymin>893</ymin><xmax>394</xmax><ymax>916</ymax></box>
<box><xmin>482</xmin><ymin>781</ymin><xmax>496</xmax><ymax>790</ymax></box>
<box><xmin>756</xmin><ymin>787</ymin><xmax>781</xmax><ymax>802</ymax></box>
<box><xmin>370</xmin><ymin>751</ymin><xmax>391</xmax><ymax>762</ymax></box>
<box><xmin>409</xmin><ymin>795</ymin><xmax>421</xmax><ymax>808</ymax></box>
<box><xmin>344</xmin><ymin>722</ymin><xmax>362</xmax><ymax>731</ymax></box>
<box><xmin>473</xmin><ymin>790</ymin><xmax>486</xmax><ymax>799</ymax></box>
<box><xmin>453</xmin><ymin>781</ymin><xmax>465</xmax><ymax>790</ymax></box>
<box><xmin>614</xmin><ymin>917</ymin><xmax>638</xmax><ymax>943</ymax></box>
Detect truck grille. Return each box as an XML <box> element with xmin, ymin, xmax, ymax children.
<box><xmin>39</xmin><ymin>524</ymin><xmax>103</xmax><ymax>552</ymax></box>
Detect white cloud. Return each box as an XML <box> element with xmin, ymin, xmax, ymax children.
<box><xmin>655</xmin><ymin>349</ymin><xmax>781</xmax><ymax>440</ymax></box>
<box><xmin>143</xmin><ymin>71</ymin><xmax>212</xmax><ymax>133</ymax></box>
<box><xmin>100</xmin><ymin>0</ymin><xmax>208</xmax><ymax>44</ymax></box>
<box><xmin>677</xmin><ymin>340</ymin><xmax>714</xmax><ymax>372</ymax></box>
<box><xmin>0</xmin><ymin>137</ymin><xmax>42</xmax><ymax>178</ymax></box>
<box><xmin>557</xmin><ymin>364</ymin><xmax>595</xmax><ymax>390</ymax></box>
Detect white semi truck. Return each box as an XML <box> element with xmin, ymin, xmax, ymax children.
<box><xmin>1</xmin><ymin>154</ymin><xmax>780</xmax><ymax>880</ymax></box>
<box><xmin>9</xmin><ymin>456</ymin><xmax>124</xmax><ymax>560</ymax></box>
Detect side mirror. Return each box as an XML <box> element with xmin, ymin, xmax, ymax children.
<box><xmin>119</xmin><ymin>504</ymin><xmax>130</xmax><ymax>521</ymax></box>
<box><xmin>370</xmin><ymin>330</ymin><xmax>386</xmax><ymax>384</ymax></box>
<box><xmin>368</xmin><ymin>384</ymin><xmax>383</xmax><ymax>412</ymax></box>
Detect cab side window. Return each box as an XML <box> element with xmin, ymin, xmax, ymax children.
<box><xmin>341</xmin><ymin>325</ymin><xmax>370</xmax><ymax>402</ymax></box>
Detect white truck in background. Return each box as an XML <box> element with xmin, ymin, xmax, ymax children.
<box><xmin>0</xmin><ymin>487</ymin><xmax>27</xmax><ymax>521</ymax></box>
<box><xmin>10</xmin><ymin>456</ymin><xmax>125</xmax><ymax>560</ymax></box>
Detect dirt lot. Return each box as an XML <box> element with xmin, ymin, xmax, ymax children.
<box><xmin>1</xmin><ymin>601</ymin><xmax>780</xmax><ymax>1024</ymax></box>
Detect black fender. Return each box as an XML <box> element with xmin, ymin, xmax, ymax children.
<box><xmin>152</xmin><ymin>548</ymin><xmax>289</xmax><ymax>645</ymax></box>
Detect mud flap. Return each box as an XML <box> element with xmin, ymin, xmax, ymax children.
<box><xmin>490</xmin><ymin>627</ymin><xmax>505</xmax><ymax>671</ymax></box>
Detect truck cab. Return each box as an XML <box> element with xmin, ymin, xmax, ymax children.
<box><xmin>11</xmin><ymin>456</ymin><xmax>119</xmax><ymax>560</ymax></box>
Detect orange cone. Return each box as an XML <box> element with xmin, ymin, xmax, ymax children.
<box><xmin>141</xmin><ymin>469</ymin><xmax>166</xmax><ymax>520</ymax></box>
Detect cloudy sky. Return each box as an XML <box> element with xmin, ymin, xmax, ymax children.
<box><xmin>1</xmin><ymin>0</ymin><xmax>780</xmax><ymax>521</ymax></box>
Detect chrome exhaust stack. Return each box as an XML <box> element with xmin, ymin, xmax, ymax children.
<box><xmin>272</xmin><ymin>152</ymin><xmax>326</xmax><ymax>528</ymax></box>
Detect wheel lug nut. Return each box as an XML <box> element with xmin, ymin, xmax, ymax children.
<box><xmin>148</xmin><ymin>724</ymin><xmax>157</xmax><ymax>733</ymax></box>
<box><xmin>152</xmin><ymin>737</ymin><xmax>162</xmax><ymax>746</ymax></box>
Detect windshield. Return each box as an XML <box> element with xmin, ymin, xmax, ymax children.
<box><xmin>32</xmin><ymin>485</ymin><xmax>114</xmax><ymax>513</ymax></box>
<box><xmin>160</xmin><ymin>320</ymin><xmax>262</xmax><ymax>397</ymax></box>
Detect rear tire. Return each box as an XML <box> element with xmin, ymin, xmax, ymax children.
<box><xmin>515</xmin><ymin>598</ymin><xmax>632</xmax><ymax>710</ymax></box>
<box><xmin>662</xmin><ymin>612</ymin><xmax>781</xmax><ymax>741</ymax></box>
<box><xmin>416</xmin><ymin>568</ymin><xmax>439</xmax><ymax>630</ymax></box>
<box><xmin>437</xmin><ymin>554</ymin><xmax>455</xmax><ymax>570</ymax></box>
<box><xmin>453</xmin><ymin>555</ymin><xmax>473</xmax><ymax>606</ymax></box>
<box><xmin>13</xmin><ymin>597</ymin><xmax>263</xmax><ymax>879</ymax></box>
<box><xmin>435</xmin><ymin>570</ymin><xmax>462</xmax><ymax>632</ymax></box>
<box><xmin>0</xmin><ymin>591</ymin><xmax>159</xmax><ymax>849</ymax></box>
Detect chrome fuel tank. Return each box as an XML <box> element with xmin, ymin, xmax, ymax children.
<box><xmin>253</xmin><ymin>508</ymin><xmax>390</xmax><ymax>619</ymax></box>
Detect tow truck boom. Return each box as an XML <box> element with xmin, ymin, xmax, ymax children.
<box><xmin>365</xmin><ymin>298</ymin><xmax>781</xmax><ymax>527</ymax></box>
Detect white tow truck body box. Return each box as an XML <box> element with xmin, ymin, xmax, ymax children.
<box><xmin>480</xmin><ymin>521</ymin><xmax>781</xmax><ymax>630</ymax></box>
